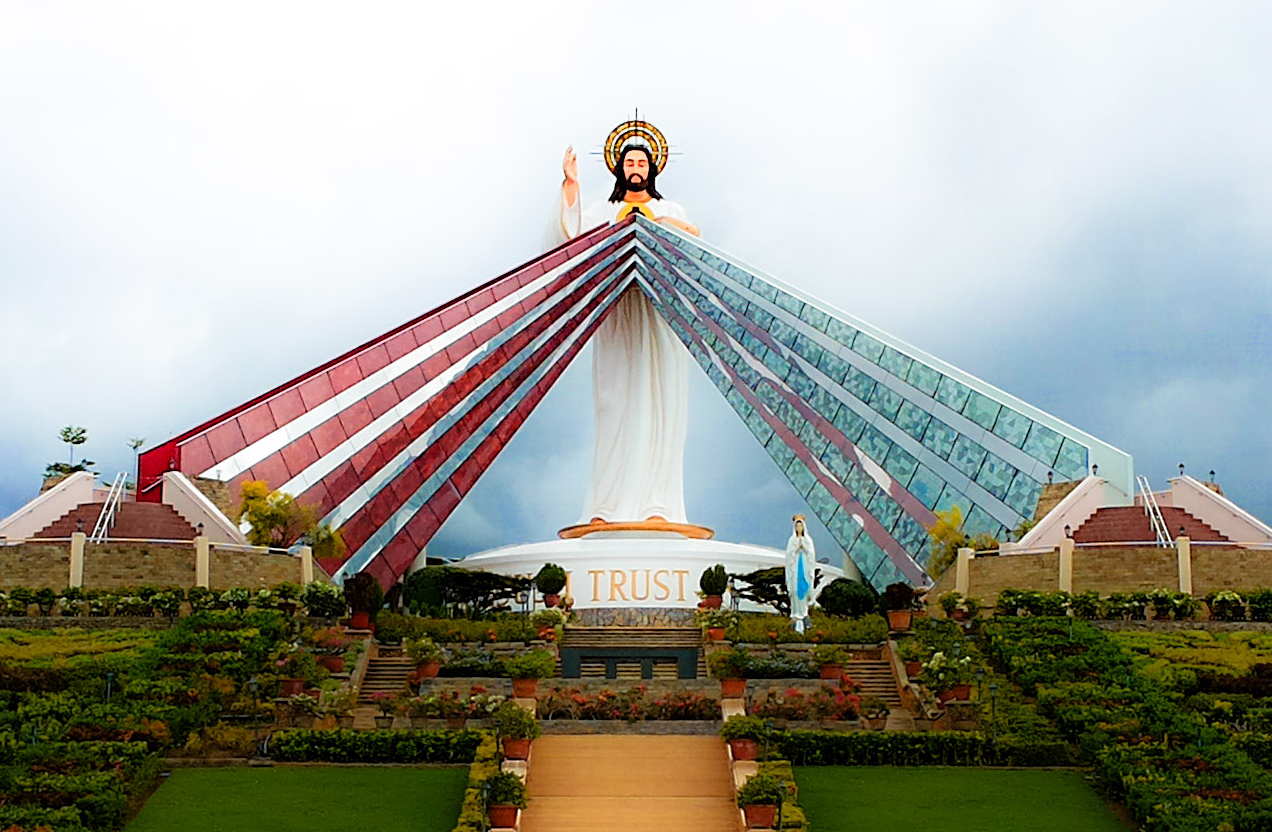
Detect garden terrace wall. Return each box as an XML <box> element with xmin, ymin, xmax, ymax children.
<box><xmin>83</xmin><ymin>543</ymin><xmax>195</xmax><ymax>587</ymax></box>
<box><xmin>1072</xmin><ymin>546</ymin><xmax>1176</xmax><ymax>593</ymax></box>
<box><xmin>209</xmin><ymin>547</ymin><xmax>312</xmax><ymax>588</ymax></box>
<box><xmin>0</xmin><ymin>543</ymin><xmax>68</xmax><ymax>589</ymax></box>
<box><xmin>1191</xmin><ymin>547</ymin><xmax>1272</xmax><ymax>594</ymax></box>
<box><xmin>930</xmin><ymin>550</ymin><xmax>1059</xmax><ymax>603</ymax></box>
<box><xmin>419</xmin><ymin>677</ymin><xmax>855</xmax><ymax>699</ymax></box>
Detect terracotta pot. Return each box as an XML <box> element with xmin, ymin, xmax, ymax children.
<box><xmin>318</xmin><ymin>655</ymin><xmax>345</xmax><ymax>673</ymax></box>
<box><xmin>905</xmin><ymin>660</ymin><xmax>922</xmax><ymax>678</ymax></box>
<box><xmin>949</xmin><ymin>683</ymin><xmax>972</xmax><ymax>701</ymax></box>
<box><xmin>293</xmin><ymin>714</ymin><xmax>315</xmax><ymax>729</ymax></box>
<box><xmin>951</xmin><ymin>608</ymin><xmax>968</xmax><ymax>621</ymax></box>
<box><xmin>280</xmin><ymin>678</ymin><xmax>305</xmax><ymax>696</ymax></box>
<box><xmin>886</xmin><ymin>610</ymin><xmax>913</xmax><ymax>631</ymax></box>
<box><xmin>866</xmin><ymin>716</ymin><xmax>888</xmax><ymax>731</ymax></box>
<box><xmin>743</xmin><ymin>803</ymin><xmax>777</xmax><ymax>828</ymax></box>
<box><xmin>729</xmin><ymin>738</ymin><xmax>759</xmax><ymax>761</ymax></box>
<box><xmin>701</xmin><ymin>595</ymin><xmax>723</xmax><ymax>609</ymax></box>
<box><xmin>350</xmin><ymin>610</ymin><xmax>372</xmax><ymax>630</ymax></box>
<box><xmin>487</xmin><ymin>805</ymin><xmax>519</xmax><ymax>828</ymax></box>
<box><xmin>707</xmin><ymin>627</ymin><xmax>726</xmax><ymax>641</ymax></box>
<box><xmin>511</xmin><ymin>678</ymin><xmax>539</xmax><ymax>698</ymax></box>
<box><xmin>720</xmin><ymin>678</ymin><xmax>746</xmax><ymax>698</ymax></box>
<box><xmin>819</xmin><ymin>663</ymin><xmax>843</xmax><ymax>680</ymax></box>
<box><xmin>373</xmin><ymin>715</ymin><xmax>394</xmax><ymax>729</ymax></box>
<box><xmin>502</xmin><ymin>737</ymin><xmax>532</xmax><ymax>760</ymax></box>
<box><xmin>446</xmin><ymin>716</ymin><xmax>468</xmax><ymax>730</ymax></box>
<box><xmin>543</xmin><ymin>593</ymin><xmax>561</xmax><ymax>608</ymax></box>
<box><xmin>336</xmin><ymin>715</ymin><xmax>355</xmax><ymax>729</ymax></box>
<box><xmin>416</xmin><ymin>661</ymin><xmax>441</xmax><ymax>678</ymax></box>
<box><xmin>409</xmin><ymin>716</ymin><xmax>429</xmax><ymax>729</ymax></box>
<box><xmin>537</xmin><ymin>626</ymin><xmax>555</xmax><ymax>640</ymax></box>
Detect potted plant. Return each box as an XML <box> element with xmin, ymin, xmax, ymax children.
<box><xmin>811</xmin><ymin>645</ymin><xmax>850</xmax><ymax>680</ymax></box>
<box><xmin>897</xmin><ymin>640</ymin><xmax>926</xmax><ymax>679</ymax></box>
<box><xmin>370</xmin><ymin>691</ymin><xmax>395</xmax><ymax>729</ymax></box>
<box><xmin>302</xmin><ymin>581</ymin><xmax>346</xmax><ymax>622</ymax></box>
<box><xmin>881</xmin><ymin>582</ymin><xmax>916</xmax><ymax>630</ymax></box>
<box><xmin>696</xmin><ymin>608</ymin><xmax>736</xmax><ymax>642</ymax></box>
<box><xmin>310</xmin><ymin>626</ymin><xmax>353</xmax><ymax>673</ymax></box>
<box><xmin>275</xmin><ymin>650</ymin><xmax>321</xmax><ymax>696</ymax></box>
<box><xmin>919</xmin><ymin>651</ymin><xmax>975</xmax><ymax>703</ymax></box>
<box><xmin>275</xmin><ymin>581</ymin><xmax>303</xmax><ymax>616</ymax></box>
<box><xmin>736</xmin><ymin>771</ymin><xmax>785</xmax><ymax>828</ymax></box>
<box><xmin>860</xmin><ymin>695</ymin><xmax>890</xmax><ymax>730</ymax></box>
<box><xmin>938</xmin><ymin>591</ymin><xmax>964</xmax><ymax>620</ymax></box>
<box><xmin>530</xmin><ymin>608</ymin><xmax>566</xmax><ymax>641</ymax></box>
<box><xmin>534</xmin><ymin>563</ymin><xmax>567</xmax><ymax>607</ymax></box>
<box><xmin>493</xmin><ymin>701</ymin><xmax>541</xmax><ymax>760</ymax></box>
<box><xmin>485</xmin><ymin>770</ymin><xmax>528</xmax><ymax>829</ymax></box>
<box><xmin>699</xmin><ymin>564</ymin><xmax>728</xmax><ymax>609</ymax></box>
<box><xmin>708</xmin><ymin>647</ymin><xmax>750</xmax><ymax>697</ymax></box>
<box><xmin>287</xmin><ymin>693</ymin><xmax>318</xmax><ymax>728</ymax></box>
<box><xmin>720</xmin><ymin>714</ymin><xmax>766</xmax><ymax>761</ymax></box>
<box><xmin>406</xmin><ymin>636</ymin><xmax>444</xmax><ymax>678</ymax></box>
<box><xmin>151</xmin><ymin>588</ymin><xmax>184</xmax><ymax>620</ymax></box>
<box><xmin>440</xmin><ymin>691</ymin><xmax>474</xmax><ymax>729</ymax></box>
<box><xmin>321</xmin><ymin>688</ymin><xmax>357</xmax><ymax>729</ymax></box>
<box><xmin>505</xmin><ymin>649</ymin><xmax>556</xmax><ymax>698</ymax></box>
<box><xmin>343</xmin><ymin>572</ymin><xmax>384</xmax><ymax>630</ymax></box>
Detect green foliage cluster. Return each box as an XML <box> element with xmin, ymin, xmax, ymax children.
<box><xmin>773</xmin><ymin>729</ymin><xmax>1071</xmax><ymax>766</ymax></box>
<box><xmin>402</xmin><ymin>566</ymin><xmax>532</xmax><ymax>618</ymax></box>
<box><xmin>503</xmin><ymin>650</ymin><xmax>556</xmax><ymax>680</ymax></box>
<box><xmin>699</xmin><ymin>564</ymin><xmax>728</xmax><ymax>596</ymax></box>
<box><xmin>735</xmin><ymin>771</ymin><xmax>787</xmax><ymax>807</ymax></box>
<box><xmin>268</xmin><ymin>728</ymin><xmax>481</xmax><ymax>763</ymax></box>
<box><xmin>452</xmin><ymin>732</ymin><xmax>501</xmax><ymax>832</ymax></box>
<box><xmin>997</xmin><ymin>587</ymin><xmax>1205</xmax><ymax>620</ymax></box>
<box><xmin>815</xmin><ymin>579</ymin><xmax>877</xmax><ymax>618</ymax></box>
<box><xmin>533</xmin><ymin>563</ymin><xmax>567</xmax><ymax>595</ymax></box>
<box><xmin>732</xmin><ymin>612</ymin><xmax>888</xmax><ymax>645</ymax></box>
<box><xmin>536</xmin><ymin>686</ymin><xmax>721</xmax><ymax>721</ymax></box>
<box><xmin>984</xmin><ymin>616</ymin><xmax>1272</xmax><ymax>831</ymax></box>
<box><xmin>374</xmin><ymin>612</ymin><xmax>535</xmax><ymax>644</ymax></box>
<box><xmin>491</xmin><ymin>701</ymin><xmax>541</xmax><ymax>739</ymax></box>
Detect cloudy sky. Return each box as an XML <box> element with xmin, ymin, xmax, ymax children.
<box><xmin>2</xmin><ymin>3</ymin><xmax>1269</xmax><ymax>569</ymax></box>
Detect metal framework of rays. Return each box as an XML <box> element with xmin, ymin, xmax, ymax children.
<box><xmin>138</xmin><ymin>216</ymin><xmax>1130</xmax><ymax>589</ymax></box>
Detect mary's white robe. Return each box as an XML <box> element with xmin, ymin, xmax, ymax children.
<box><xmin>786</xmin><ymin>532</ymin><xmax>817</xmax><ymax>628</ymax></box>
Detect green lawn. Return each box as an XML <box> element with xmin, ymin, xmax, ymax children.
<box><xmin>795</xmin><ymin>767</ymin><xmax>1127</xmax><ymax>832</ymax></box>
<box><xmin>127</xmin><ymin>766</ymin><xmax>468</xmax><ymax>832</ymax></box>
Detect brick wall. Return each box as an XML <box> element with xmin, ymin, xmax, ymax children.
<box><xmin>1072</xmin><ymin>546</ymin><xmax>1176</xmax><ymax>593</ymax></box>
<box><xmin>83</xmin><ymin>543</ymin><xmax>195</xmax><ymax>588</ymax></box>
<box><xmin>0</xmin><ymin>544</ymin><xmax>70</xmax><ymax>589</ymax></box>
<box><xmin>941</xmin><ymin>551</ymin><xmax>1061</xmax><ymax>603</ymax></box>
<box><xmin>1192</xmin><ymin>547</ymin><xmax>1272</xmax><ymax>594</ymax></box>
<box><xmin>209</xmin><ymin>548</ymin><xmax>305</xmax><ymax>589</ymax></box>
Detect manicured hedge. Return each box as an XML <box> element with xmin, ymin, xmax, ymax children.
<box><xmin>269</xmin><ymin>728</ymin><xmax>482</xmax><ymax>763</ymax></box>
<box><xmin>453</xmin><ymin>732</ymin><xmax>500</xmax><ymax>832</ymax></box>
<box><xmin>772</xmin><ymin>729</ymin><xmax>1073</xmax><ymax>767</ymax></box>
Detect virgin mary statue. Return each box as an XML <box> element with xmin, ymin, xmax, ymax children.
<box><xmin>544</xmin><ymin>120</ymin><xmax>700</xmax><ymax>526</ymax></box>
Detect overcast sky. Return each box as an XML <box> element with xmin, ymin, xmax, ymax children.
<box><xmin>2</xmin><ymin>3</ymin><xmax>1269</xmax><ymax>569</ymax></box>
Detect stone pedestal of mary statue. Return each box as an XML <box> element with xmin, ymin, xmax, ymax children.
<box><xmin>544</xmin><ymin>122</ymin><xmax>701</xmax><ymax>528</ymax></box>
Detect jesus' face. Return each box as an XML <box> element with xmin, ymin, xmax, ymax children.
<box><xmin>622</xmin><ymin>149</ymin><xmax>652</xmax><ymax>191</ymax></box>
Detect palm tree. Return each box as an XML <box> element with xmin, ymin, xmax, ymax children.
<box><xmin>59</xmin><ymin>426</ymin><xmax>88</xmax><ymax>465</ymax></box>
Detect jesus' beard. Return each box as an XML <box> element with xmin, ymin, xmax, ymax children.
<box><xmin>625</xmin><ymin>174</ymin><xmax>648</xmax><ymax>192</ymax></box>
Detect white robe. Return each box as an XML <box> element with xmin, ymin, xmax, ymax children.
<box><xmin>786</xmin><ymin>532</ymin><xmax>817</xmax><ymax>626</ymax></box>
<box><xmin>546</xmin><ymin>192</ymin><xmax>691</xmax><ymax>523</ymax></box>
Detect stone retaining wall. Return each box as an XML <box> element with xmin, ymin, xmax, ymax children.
<box><xmin>83</xmin><ymin>543</ymin><xmax>195</xmax><ymax>588</ymax></box>
<box><xmin>0</xmin><ymin>544</ymin><xmax>70</xmax><ymax>590</ymax></box>
<box><xmin>573</xmin><ymin>607</ymin><xmax>698</xmax><ymax>626</ymax></box>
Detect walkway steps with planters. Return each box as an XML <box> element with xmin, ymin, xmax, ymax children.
<box><xmin>519</xmin><ymin>735</ymin><xmax>741</xmax><ymax>832</ymax></box>
<box><xmin>844</xmin><ymin>657</ymin><xmax>903</xmax><ymax>708</ymax></box>
<box><xmin>560</xmin><ymin>627</ymin><xmax>706</xmax><ymax>679</ymax></box>
<box><xmin>357</xmin><ymin>655</ymin><xmax>414</xmax><ymax>704</ymax></box>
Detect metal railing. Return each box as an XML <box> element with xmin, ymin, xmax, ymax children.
<box><xmin>89</xmin><ymin>473</ymin><xmax>127</xmax><ymax>543</ymax></box>
<box><xmin>1137</xmin><ymin>475</ymin><xmax>1172</xmax><ymax>547</ymax></box>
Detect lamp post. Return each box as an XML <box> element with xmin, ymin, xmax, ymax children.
<box><xmin>988</xmin><ymin>681</ymin><xmax>998</xmax><ymax>745</ymax></box>
<box><xmin>105</xmin><ymin>672</ymin><xmax>115</xmax><ymax>704</ymax></box>
<box><xmin>249</xmin><ymin>676</ymin><xmax>262</xmax><ymax>757</ymax></box>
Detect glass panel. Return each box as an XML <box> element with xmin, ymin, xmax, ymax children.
<box><xmin>792</xmin><ymin>334</ymin><xmax>824</xmax><ymax>367</ymax></box>
<box><xmin>974</xmin><ymin>451</ymin><xmax>1015</xmax><ymax>501</ymax></box>
<box><xmin>1022</xmin><ymin>422</ymin><xmax>1063</xmax><ymax>468</ymax></box>
<box><xmin>819</xmin><ymin>444</ymin><xmax>853</xmax><ymax>482</ymax></box>
<box><xmin>935</xmin><ymin>485</ymin><xmax>972</xmax><ymax>522</ymax></box>
<box><xmin>799</xmin><ymin>420</ymin><xmax>830</xmax><ymax>458</ymax></box>
<box><xmin>846</xmin><ymin>465</ymin><xmax>879</xmax><ymax>505</ymax></box>
<box><xmin>843</xmin><ymin>367</ymin><xmax>876</xmax><ymax>402</ymax></box>
<box><xmin>766</xmin><ymin>433</ymin><xmax>796</xmax><ymax>471</ymax></box>
<box><xmin>907</xmin><ymin>362</ymin><xmax>942</xmax><ymax>397</ymax></box>
<box><xmin>809</xmin><ymin>386</ymin><xmax>842</xmax><ymax>424</ymax></box>
<box><xmin>800</xmin><ymin>303</ymin><xmax>831</xmax><ymax>333</ymax></box>
<box><xmin>1003</xmin><ymin>473</ymin><xmax>1043</xmax><ymax>519</ymax></box>
<box><xmin>949</xmin><ymin>434</ymin><xmax>988</xmax><ymax>479</ymax></box>
<box><xmin>962</xmin><ymin>391</ymin><xmax>1001</xmax><ymax>431</ymax></box>
<box><xmin>893</xmin><ymin>514</ymin><xmax>929</xmax><ymax>558</ymax></box>
<box><xmin>896</xmin><ymin>401</ymin><xmax>932</xmax><ymax>441</ymax></box>
<box><xmin>752</xmin><ymin>280</ymin><xmax>779</xmax><ymax>304</ymax></box>
<box><xmin>934</xmin><ymin>376</ymin><xmax>971</xmax><ymax>411</ymax></box>
<box><xmin>744</xmin><ymin>302</ymin><xmax>774</xmax><ymax>333</ymax></box>
<box><xmin>851</xmin><ymin>331</ymin><xmax>885</xmax><ymax>363</ymax></box>
<box><xmin>849</xmin><ymin>535</ymin><xmax>887</xmax><ymax>578</ymax></box>
<box><xmin>816</xmin><ymin>350</ymin><xmax>852</xmax><ymax>385</ymax></box>
<box><xmin>825</xmin><ymin>318</ymin><xmax>858</xmax><ymax>348</ymax></box>
<box><xmin>907</xmin><ymin>464</ymin><xmax>945</xmax><ymax>509</ymax></box>
<box><xmin>786</xmin><ymin>457</ymin><xmax>817</xmax><ymax>497</ymax></box>
<box><xmin>832</xmin><ymin>406</ymin><xmax>867</xmax><ymax>444</ymax></box>
<box><xmin>787</xmin><ymin>370</ymin><xmax>815</xmax><ymax>401</ymax></box>
<box><xmin>868</xmin><ymin>491</ymin><xmax>903</xmax><ymax>532</ymax></box>
<box><xmin>868</xmin><ymin>384</ymin><xmax>904</xmax><ymax>421</ymax></box>
<box><xmin>747</xmin><ymin>413</ymin><xmax>774</xmax><ymax>446</ymax></box>
<box><xmin>921</xmin><ymin>418</ymin><xmax>958</xmax><ymax>459</ymax></box>
<box><xmin>828</xmin><ymin>506</ymin><xmax>863</xmax><ymax>550</ymax></box>
<box><xmin>806</xmin><ymin>480</ymin><xmax>839</xmax><ymax>520</ymax></box>
<box><xmin>770</xmin><ymin>320</ymin><xmax>799</xmax><ymax>348</ymax></box>
<box><xmin>992</xmin><ymin>407</ymin><xmax>1031</xmax><ymax>449</ymax></box>
<box><xmin>761</xmin><ymin>348</ymin><xmax>790</xmax><ymax>381</ymax></box>
<box><xmin>878</xmin><ymin>346</ymin><xmax>913</xmax><ymax>380</ymax></box>
<box><xmin>1054</xmin><ymin>438</ymin><xmax>1089</xmax><ymax>481</ymax></box>
<box><xmin>964</xmin><ymin>505</ymin><xmax>1000</xmax><ymax>538</ymax></box>
<box><xmin>857</xmin><ymin>423</ymin><xmax>893</xmax><ymax>463</ymax></box>
<box><xmin>882</xmin><ymin>445</ymin><xmax>918</xmax><ymax>487</ymax></box>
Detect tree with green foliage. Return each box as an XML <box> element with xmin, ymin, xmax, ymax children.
<box><xmin>234</xmin><ymin>480</ymin><xmax>345</xmax><ymax>557</ymax></box>
<box><xmin>45</xmin><ymin>425</ymin><xmax>95</xmax><ymax>478</ymax></box>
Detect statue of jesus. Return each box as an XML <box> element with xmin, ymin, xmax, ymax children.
<box><xmin>545</xmin><ymin>124</ymin><xmax>700</xmax><ymax>526</ymax></box>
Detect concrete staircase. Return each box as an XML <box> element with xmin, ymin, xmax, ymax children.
<box><xmin>357</xmin><ymin>654</ymin><xmax>414</xmax><ymax>703</ymax></box>
<box><xmin>1074</xmin><ymin>505</ymin><xmax>1228</xmax><ymax>544</ymax></box>
<box><xmin>33</xmin><ymin>502</ymin><xmax>197</xmax><ymax>540</ymax></box>
<box><xmin>844</xmin><ymin>656</ymin><xmax>903</xmax><ymax>707</ymax></box>
<box><xmin>519</xmin><ymin>735</ymin><xmax>741</xmax><ymax>832</ymax></box>
<box><xmin>560</xmin><ymin>627</ymin><xmax>705</xmax><ymax>679</ymax></box>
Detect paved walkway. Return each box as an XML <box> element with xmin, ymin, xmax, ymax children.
<box><xmin>520</xmin><ymin>735</ymin><xmax>741</xmax><ymax>832</ymax></box>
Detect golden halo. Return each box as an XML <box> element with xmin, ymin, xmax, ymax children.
<box><xmin>604</xmin><ymin>119</ymin><xmax>669</xmax><ymax>174</ymax></box>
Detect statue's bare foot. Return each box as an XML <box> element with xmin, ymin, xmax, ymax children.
<box><xmin>646</xmin><ymin>515</ymin><xmax>666</xmax><ymax>522</ymax></box>
<box><xmin>590</xmin><ymin>517</ymin><xmax>607</xmax><ymax>525</ymax></box>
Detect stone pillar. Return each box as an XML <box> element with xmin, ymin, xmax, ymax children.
<box><xmin>1058</xmin><ymin>538</ymin><xmax>1075</xmax><ymax>593</ymax></box>
<box><xmin>955</xmin><ymin>547</ymin><xmax>974</xmax><ymax>595</ymax></box>
<box><xmin>69</xmin><ymin>532</ymin><xmax>86</xmax><ymax>588</ymax></box>
<box><xmin>195</xmin><ymin>536</ymin><xmax>210</xmax><ymax>588</ymax></box>
<box><xmin>298</xmin><ymin>546</ymin><xmax>314</xmax><ymax>584</ymax></box>
<box><xmin>1177</xmin><ymin>535</ymin><xmax>1192</xmax><ymax>595</ymax></box>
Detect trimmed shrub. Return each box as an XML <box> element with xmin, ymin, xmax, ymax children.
<box><xmin>816</xmin><ymin>579</ymin><xmax>877</xmax><ymax>618</ymax></box>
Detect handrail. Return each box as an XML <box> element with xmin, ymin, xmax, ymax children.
<box><xmin>1136</xmin><ymin>475</ymin><xmax>1172</xmax><ymax>547</ymax></box>
<box><xmin>89</xmin><ymin>473</ymin><xmax>127</xmax><ymax>543</ymax></box>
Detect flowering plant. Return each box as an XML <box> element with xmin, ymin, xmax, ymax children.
<box><xmin>369</xmin><ymin>690</ymin><xmax>396</xmax><ymax>717</ymax></box>
<box><xmin>536</xmin><ymin>686</ymin><xmax>721</xmax><ymax>721</ymax></box>
<box><xmin>307</xmin><ymin>626</ymin><xmax>353</xmax><ymax>655</ymax></box>
<box><xmin>919</xmin><ymin>651</ymin><xmax>975</xmax><ymax>690</ymax></box>
<box><xmin>750</xmin><ymin>686</ymin><xmax>860</xmax><ymax>721</ymax></box>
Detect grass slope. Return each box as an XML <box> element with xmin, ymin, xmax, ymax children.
<box><xmin>795</xmin><ymin>767</ymin><xmax>1126</xmax><ymax>832</ymax></box>
<box><xmin>127</xmin><ymin>766</ymin><xmax>467</xmax><ymax>832</ymax></box>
